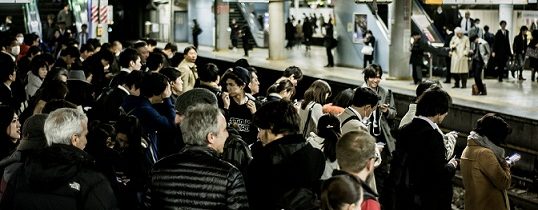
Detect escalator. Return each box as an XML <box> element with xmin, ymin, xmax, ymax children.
<box><xmin>230</xmin><ymin>2</ymin><xmax>266</xmax><ymax>48</ymax></box>
<box><xmin>411</xmin><ymin>0</ymin><xmax>445</xmax><ymax>47</ymax></box>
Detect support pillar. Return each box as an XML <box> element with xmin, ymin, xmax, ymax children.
<box><xmin>388</xmin><ymin>0</ymin><xmax>412</xmax><ymax>79</ymax></box>
<box><xmin>268</xmin><ymin>0</ymin><xmax>286</xmax><ymax>60</ymax></box>
<box><xmin>215</xmin><ymin>0</ymin><xmax>230</xmax><ymax>51</ymax></box>
<box><xmin>499</xmin><ymin>4</ymin><xmax>514</xmax><ymax>37</ymax></box>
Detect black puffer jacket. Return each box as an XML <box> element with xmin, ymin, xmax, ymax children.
<box><xmin>149</xmin><ymin>146</ymin><xmax>249</xmax><ymax>210</ymax></box>
<box><xmin>247</xmin><ymin>134</ymin><xmax>326</xmax><ymax>209</ymax></box>
<box><xmin>0</xmin><ymin>144</ymin><xmax>117</xmax><ymax>210</ymax></box>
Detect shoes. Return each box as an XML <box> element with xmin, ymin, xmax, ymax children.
<box><xmin>461</xmin><ymin>86</ymin><xmax>466</xmax><ymax>89</ymax></box>
<box><xmin>519</xmin><ymin>77</ymin><xmax>526</xmax><ymax>80</ymax></box>
<box><xmin>443</xmin><ymin>81</ymin><xmax>451</xmax><ymax>84</ymax></box>
<box><xmin>324</xmin><ymin>64</ymin><xmax>334</xmax><ymax>67</ymax></box>
<box><xmin>478</xmin><ymin>92</ymin><xmax>487</xmax><ymax>95</ymax></box>
<box><xmin>511</xmin><ymin>70</ymin><xmax>515</xmax><ymax>78</ymax></box>
<box><xmin>452</xmin><ymin>86</ymin><xmax>460</xmax><ymax>88</ymax></box>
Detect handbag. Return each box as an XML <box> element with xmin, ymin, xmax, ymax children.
<box><xmin>526</xmin><ymin>47</ymin><xmax>538</xmax><ymax>59</ymax></box>
<box><xmin>361</xmin><ymin>44</ymin><xmax>374</xmax><ymax>55</ymax></box>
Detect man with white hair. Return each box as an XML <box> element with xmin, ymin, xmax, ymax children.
<box><xmin>0</xmin><ymin>108</ymin><xmax>117</xmax><ymax>210</ymax></box>
<box><xmin>449</xmin><ymin>27</ymin><xmax>470</xmax><ymax>88</ymax></box>
<box><xmin>149</xmin><ymin>104</ymin><xmax>249</xmax><ymax>209</ymax></box>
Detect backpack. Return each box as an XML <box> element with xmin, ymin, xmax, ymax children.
<box><xmin>275</xmin><ymin>188</ymin><xmax>320</xmax><ymax>210</ymax></box>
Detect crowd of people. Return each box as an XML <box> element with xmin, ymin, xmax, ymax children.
<box><xmin>424</xmin><ymin>8</ymin><xmax>538</xmax><ymax>95</ymax></box>
<box><xmin>0</xmin><ymin>14</ymin><xmax>519</xmax><ymax>209</ymax></box>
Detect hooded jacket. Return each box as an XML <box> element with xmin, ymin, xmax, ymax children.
<box><xmin>0</xmin><ymin>144</ymin><xmax>117</xmax><ymax>210</ymax></box>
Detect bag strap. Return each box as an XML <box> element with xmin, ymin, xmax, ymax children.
<box><xmin>341</xmin><ymin>115</ymin><xmax>361</xmax><ymax>128</ymax></box>
<box><xmin>302</xmin><ymin>103</ymin><xmax>315</xmax><ymax>137</ymax></box>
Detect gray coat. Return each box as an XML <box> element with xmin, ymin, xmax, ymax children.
<box><xmin>369</xmin><ymin>86</ymin><xmax>397</xmax><ymax>154</ymax></box>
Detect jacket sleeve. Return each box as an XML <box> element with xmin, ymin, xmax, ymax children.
<box><xmin>226</xmin><ymin>169</ymin><xmax>250</xmax><ymax>210</ymax></box>
<box><xmin>383</xmin><ymin>88</ymin><xmax>397</xmax><ymax>120</ymax></box>
<box><xmin>477</xmin><ymin>149</ymin><xmax>511</xmax><ymax>190</ymax></box>
<box><xmin>140</xmin><ymin>98</ymin><xmax>176</xmax><ymax>129</ymax></box>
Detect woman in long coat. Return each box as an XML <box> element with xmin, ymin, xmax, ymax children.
<box><xmin>450</xmin><ymin>27</ymin><xmax>470</xmax><ymax>88</ymax></box>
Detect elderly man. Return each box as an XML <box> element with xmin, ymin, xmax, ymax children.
<box><xmin>149</xmin><ymin>104</ymin><xmax>249</xmax><ymax>209</ymax></box>
<box><xmin>0</xmin><ymin>108</ymin><xmax>117</xmax><ymax>209</ymax></box>
<box><xmin>450</xmin><ymin>27</ymin><xmax>470</xmax><ymax>88</ymax></box>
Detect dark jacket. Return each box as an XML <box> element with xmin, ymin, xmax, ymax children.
<box><xmin>90</xmin><ymin>86</ymin><xmax>129</xmax><ymax>122</ymax></box>
<box><xmin>66</xmin><ymin>80</ymin><xmax>95</xmax><ymax>107</ymax></box>
<box><xmin>513</xmin><ymin>33</ymin><xmax>528</xmax><ymax>55</ymax></box>
<box><xmin>0</xmin><ymin>144</ymin><xmax>117</xmax><ymax>210</ymax></box>
<box><xmin>223</xmin><ymin>127</ymin><xmax>252</xmax><ymax>177</ymax></box>
<box><xmin>410</xmin><ymin>38</ymin><xmax>428</xmax><ymax>65</ymax></box>
<box><xmin>492</xmin><ymin>29</ymin><xmax>511</xmax><ymax>61</ymax></box>
<box><xmin>247</xmin><ymin>134</ymin><xmax>325</xmax><ymax>210</ymax></box>
<box><xmin>121</xmin><ymin>95</ymin><xmax>175</xmax><ymax>165</ymax></box>
<box><xmin>390</xmin><ymin>118</ymin><xmax>456</xmax><ymax>210</ymax></box>
<box><xmin>149</xmin><ymin>146</ymin><xmax>249</xmax><ymax>210</ymax></box>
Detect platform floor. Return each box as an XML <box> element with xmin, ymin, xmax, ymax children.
<box><xmin>169</xmin><ymin>43</ymin><xmax>538</xmax><ymax>121</ymax></box>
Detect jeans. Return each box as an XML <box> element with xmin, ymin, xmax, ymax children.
<box><xmin>473</xmin><ymin>61</ymin><xmax>485</xmax><ymax>93</ymax></box>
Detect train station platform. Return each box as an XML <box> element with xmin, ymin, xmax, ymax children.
<box><xmin>170</xmin><ymin>43</ymin><xmax>538</xmax><ymax>122</ymax></box>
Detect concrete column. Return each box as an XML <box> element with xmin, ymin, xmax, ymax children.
<box><xmin>215</xmin><ymin>0</ymin><xmax>230</xmax><ymax>51</ymax></box>
<box><xmin>388</xmin><ymin>0</ymin><xmax>412</xmax><ymax>79</ymax></box>
<box><xmin>268</xmin><ymin>0</ymin><xmax>286</xmax><ymax>60</ymax></box>
<box><xmin>499</xmin><ymin>4</ymin><xmax>514</xmax><ymax>39</ymax></box>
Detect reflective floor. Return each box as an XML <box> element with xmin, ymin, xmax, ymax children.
<box><xmin>170</xmin><ymin>43</ymin><xmax>538</xmax><ymax>121</ymax></box>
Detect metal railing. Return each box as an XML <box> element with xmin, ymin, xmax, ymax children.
<box><xmin>24</xmin><ymin>0</ymin><xmax>42</xmax><ymax>37</ymax></box>
<box><xmin>238</xmin><ymin>2</ymin><xmax>266</xmax><ymax>47</ymax></box>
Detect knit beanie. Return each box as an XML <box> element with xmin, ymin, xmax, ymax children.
<box><xmin>175</xmin><ymin>88</ymin><xmax>218</xmax><ymax>115</ymax></box>
<box><xmin>18</xmin><ymin>114</ymin><xmax>48</xmax><ymax>151</ymax></box>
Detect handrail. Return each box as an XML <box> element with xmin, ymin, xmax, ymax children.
<box><xmin>365</xmin><ymin>3</ymin><xmax>390</xmax><ymax>44</ymax></box>
<box><xmin>237</xmin><ymin>2</ymin><xmax>265</xmax><ymax>47</ymax></box>
<box><xmin>24</xmin><ymin>0</ymin><xmax>42</xmax><ymax>37</ymax></box>
<box><xmin>411</xmin><ymin>0</ymin><xmax>444</xmax><ymax>43</ymax></box>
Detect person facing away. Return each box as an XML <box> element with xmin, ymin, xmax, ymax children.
<box><xmin>460</xmin><ymin>113</ymin><xmax>513</xmax><ymax>210</ymax></box>
<box><xmin>149</xmin><ymin>104</ymin><xmax>249</xmax><ymax>210</ymax></box>
<box><xmin>389</xmin><ymin>87</ymin><xmax>457</xmax><ymax>210</ymax></box>
<box><xmin>247</xmin><ymin>100</ymin><xmax>325</xmax><ymax>210</ymax></box>
<box><xmin>192</xmin><ymin>19</ymin><xmax>202</xmax><ymax>49</ymax></box>
<box><xmin>0</xmin><ymin>108</ymin><xmax>117</xmax><ymax>210</ymax></box>
<box><xmin>321</xmin><ymin>175</ymin><xmax>364</xmax><ymax>210</ymax></box>
<box><xmin>333</xmin><ymin>130</ymin><xmax>381</xmax><ymax>210</ymax></box>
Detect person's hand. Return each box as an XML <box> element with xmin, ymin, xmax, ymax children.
<box><xmin>246</xmin><ymin>100</ymin><xmax>256</xmax><ymax>114</ymax></box>
<box><xmin>222</xmin><ymin>92</ymin><xmax>230</xmax><ymax>109</ymax></box>
<box><xmin>448</xmin><ymin>157</ymin><xmax>458</xmax><ymax>168</ymax></box>
<box><xmin>448</xmin><ymin>131</ymin><xmax>458</xmax><ymax>138</ymax></box>
<box><xmin>379</xmin><ymin>104</ymin><xmax>389</xmax><ymax>113</ymax></box>
<box><xmin>492</xmin><ymin>52</ymin><xmax>496</xmax><ymax>57</ymax></box>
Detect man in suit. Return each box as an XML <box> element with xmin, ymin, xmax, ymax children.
<box><xmin>492</xmin><ymin>20</ymin><xmax>512</xmax><ymax>82</ymax></box>
<box><xmin>78</xmin><ymin>24</ymin><xmax>89</xmax><ymax>47</ymax></box>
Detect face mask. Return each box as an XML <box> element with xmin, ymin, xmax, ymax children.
<box><xmin>11</xmin><ymin>46</ymin><xmax>20</xmax><ymax>56</ymax></box>
<box><xmin>115</xmin><ymin>52</ymin><xmax>121</xmax><ymax>57</ymax></box>
<box><xmin>16</xmin><ymin>37</ymin><xmax>24</xmax><ymax>44</ymax></box>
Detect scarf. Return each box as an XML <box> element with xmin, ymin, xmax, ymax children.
<box><xmin>468</xmin><ymin>131</ymin><xmax>505</xmax><ymax>163</ymax></box>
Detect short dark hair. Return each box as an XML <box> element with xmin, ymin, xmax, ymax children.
<box><xmin>80</xmin><ymin>43</ymin><xmax>95</xmax><ymax>54</ymax></box>
<box><xmin>499</xmin><ymin>20</ymin><xmax>507</xmax><ymax>25</ymax></box>
<box><xmin>23</xmin><ymin>33</ymin><xmax>39</xmax><ymax>46</ymax></box>
<box><xmin>96</xmin><ymin>48</ymin><xmax>115</xmax><ymax>64</ymax></box>
<box><xmin>321</xmin><ymin>175</ymin><xmax>363</xmax><ymax>210</ymax></box>
<box><xmin>146</xmin><ymin>52</ymin><xmax>165</xmax><ymax>71</ymax></box>
<box><xmin>283</xmin><ymin>66</ymin><xmax>303</xmax><ymax>81</ymax></box>
<box><xmin>469</xmin><ymin>35</ymin><xmax>479</xmax><ymax>42</ymax></box>
<box><xmin>253</xmin><ymin>100</ymin><xmax>300</xmax><ymax>135</ymax></box>
<box><xmin>145</xmin><ymin>39</ymin><xmax>157</xmax><ymax>47</ymax></box>
<box><xmin>363</xmin><ymin>64</ymin><xmax>383</xmax><ymax>82</ymax></box>
<box><xmin>41</xmin><ymin>80</ymin><xmax>68</xmax><ymax>101</ymax></box>
<box><xmin>332</xmin><ymin>88</ymin><xmax>354</xmax><ymax>108</ymax></box>
<box><xmin>119</xmin><ymin>48</ymin><xmax>140</xmax><ymax>68</ymax></box>
<box><xmin>474</xmin><ymin>113</ymin><xmax>512</xmax><ymax>145</ymax></box>
<box><xmin>484</xmin><ymin>25</ymin><xmax>490</xmax><ymax>31</ymax></box>
<box><xmin>159</xmin><ymin>67</ymin><xmax>181</xmax><ymax>82</ymax></box>
<box><xmin>351</xmin><ymin>87</ymin><xmax>378</xmax><ymax>107</ymax></box>
<box><xmin>125</xmin><ymin>70</ymin><xmax>144</xmax><ymax>89</ymax></box>
<box><xmin>266</xmin><ymin>79</ymin><xmax>294</xmax><ymax>96</ymax></box>
<box><xmin>198</xmin><ymin>63</ymin><xmax>220</xmax><ymax>82</ymax></box>
<box><xmin>164</xmin><ymin>43</ymin><xmax>178</xmax><ymax>53</ymax></box>
<box><xmin>81</xmin><ymin>24</ymin><xmax>88</xmax><ymax>28</ymax></box>
<box><xmin>416</xmin><ymin>80</ymin><xmax>439</xmax><ymax>98</ymax></box>
<box><xmin>183</xmin><ymin>46</ymin><xmax>197</xmax><ymax>55</ymax></box>
<box><xmin>87</xmin><ymin>38</ymin><xmax>102</xmax><ymax>49</ymax></box>
<box><xmin>60</xmin><ymin>46</ymin><xmax>80</xmax><ymax>58</ymax></box>
<box><xmin>416</xmin><ymin>86</ymin><xmax>451</xmax><ymax>117</ymax></box>
<box><xmin>140</xmin><ymin>72</ymin><xmax>168</xmax><ymax>98</ymax></box>
<box><xmin>0</xmin><ymin>53</ymin><xmax>16</xmax><ymax>82</ymax></box>
<box><xmin>133</xmin><ymin>41</ymin><xmax>147</xmax><ymax>49</ymax></box>
<box><xmin>28</xmin><ymin>46</ymin><xmax>42</xmax><ymax>57</ymax></box>
<box><xmin>30</xmin><ymin>56</ymin><xmax>49</xmax><ymax>77</ymax></box>
<box><xmin>520</xmin><ymin>25</ymin><xmax>529</xmax><ymax>33</ymax></box>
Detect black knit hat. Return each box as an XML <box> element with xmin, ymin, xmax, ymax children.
<box><xmin>229</xmin><ymin>66</ymin><xmax>251</xmax><ymax>85</ymax></box>
<box><xmin>18</xmin><ymin>114</ymin><xmax>48</xmax><ymax>151</ymax></box>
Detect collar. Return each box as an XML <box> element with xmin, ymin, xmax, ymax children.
<box><xmin>415</xmin><ymin>116</ymin><xmax>440</xmax><ymax>130</ymax></box>
<box><xmin>117</xmin><ymin>85</ymin><xmax>130</xmax><ymax>95</ymax></box>
<box><xmin>268</xmin><ymin>93</ymin><xmax>283</xmax><ymax>99</ymax></box>
<box><xmin>120</xmin><ymin>68</ymin><xmax>132</xmax><ymax>73</ymax></box>
<box><xmin>348</xmin><ymin>107</ymin><xmax>370</xmax><ymax>126</ymax></box>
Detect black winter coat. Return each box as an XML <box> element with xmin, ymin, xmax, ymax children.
<box><xmin>247</xmin><ymin>134</ymin><xmax>325</xmax><ymax>210</ymax></box>
<box><xmin>391</xmin><ymin>118</ymin><xmax>456</xmax><ymax>210</ymax></box>
<box><xmin>149</xmin><ymin>146</ymin><xmax>249</xmax><ymax>210</ymax></box>
<box><xmin>0</xmin><ymin>144</ymin><xmax>117</xmax><ymax>210</ymax></box>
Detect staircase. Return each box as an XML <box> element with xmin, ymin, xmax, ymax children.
<box><xmin>229</xmin><ymin>2</ymin><xmax>257</xmax><ymax>48</ymax></box>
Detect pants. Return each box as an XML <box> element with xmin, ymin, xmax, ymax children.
<box><xmin>193</xmin><ymin>36</ymin><xmax>198</xmax><ymax>49</ymax></box>
<box><xmin>497</xmin><ymin>58</ymin><xmax>508</xmax><ymax>81</ymax></box>
<box><xmin>412</xmin><ymin>63</ymin><xmax>423</xmax><ymax>84</ymax></box>
<box><xmin>473</xmin><ymin>61</ymin><xmax>485</xmax><ymax>93</ymax></box>
<box><xmin>453</xmin><ymin>73</ymin><xmax>468</xmax><ymax>88</ymax></box>
<box><xmin>515</xmin><ymin>54</ymin><xmax>524</xmax><ymax>78</ymax></box>
<box><xmin>231</xmin><ymin>37</ymin><xmax>238</xmax><ymax>48</ymax></box>
<box><xmin>364</xmin><ymin>54</ymin><xmax>373</xmax><ymax>68</ymax></box>
<box><xmin>326</xmin><ymin>47</ymin><xmax>334</xmax><ymax>66</ymax></box>
<box><xmin>444</xmin><ymin>57</ymin><xmax>452</xmax><ymax>82</ymax></box>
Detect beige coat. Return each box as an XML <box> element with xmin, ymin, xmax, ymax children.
<box><xmin>450</xmin><ymin>35</ymin><xmax>470</xmax><ymax>74</ymax></box>
<box><xmin>460</xmin><ymin>139</ymin><xmax>511</xmax><ymax>210</ymax></box>
<box><xmin>177</xmin><ymin>59</ymin><xmax>198</xmax><ymax>95</ymax></box>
